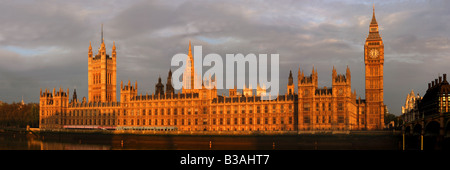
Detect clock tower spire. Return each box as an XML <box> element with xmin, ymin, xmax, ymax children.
<box><xmin>364</xmin><ymin>5</ymin><xmax>384</xmax><ymax>130</ymax></box>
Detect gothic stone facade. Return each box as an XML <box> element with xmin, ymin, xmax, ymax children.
<box><xmin>39</xmin><ymin>9</ymin><xmax>385</xmax><ymax>131</ymax></box>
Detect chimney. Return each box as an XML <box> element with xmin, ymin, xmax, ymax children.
<box><xmin>439</xmin><ymin>76</ymin><xmax>442</xmax><ymax>84</ymax></box>
<box><xmin>428</xmin><ymin>83</ymin><xmax>431</xmax><ymax>89</ymax></box>
<box><xmin>432</xmin><ymin>81</ymin><xmax>435</xmax><ymax>87</ymax></box>
<box><xmin>444</xmin><ymin>74</ymin><xmax>447</xmax><ymax>82</ymax></box>
<box><xmin>435</xmin><ymin>79</ymin><xmax>438</xmax><ymax>86</ymax></box>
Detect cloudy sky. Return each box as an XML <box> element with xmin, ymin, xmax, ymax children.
<box><xmin>0</xmin><ymin>0</ymin><xmax>449</xmax><ymax>115</ymax></box>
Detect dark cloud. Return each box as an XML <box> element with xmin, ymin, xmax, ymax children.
<box><xmin>0</xmin><ymin>0</ymin><xmax>449</xmax><ymax>116</ymax></box>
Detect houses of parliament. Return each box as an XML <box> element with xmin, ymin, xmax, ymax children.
<box><xmin>39</xmin><ymin>8</ymin><xmax>385</xmax><ymax>132</ymax></box>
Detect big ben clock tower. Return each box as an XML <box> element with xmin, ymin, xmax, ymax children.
<box><xmin>364</xmin><ymin>6</ymin><xmax>384</xmax><ymax>130</ymax></box>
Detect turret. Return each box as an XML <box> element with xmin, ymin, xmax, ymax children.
<box><xmin>121</xmin><ymin>80</ymin><xmax>137</xmax><ymax>102</ymax></box>
<box><xmin>346</xmin><ymin>65</ymin><xmax>351</xmax><ymax>85</ymax></box>
<box><xmin>257</xmin><ymin>84</ymin><xmax>266</xmax><ymax>96</ymax></box>
<box><xmin>71</xmin><ymin>89</ymin><xmax>78</xmax><ymax>103</ymax></box>
<box><xmin>287</xmin><ymin>70</ymin><xmax>295</xmax><ymax>95</ymax></box>
<box><xmin>243</xmin><ymin>84</ymin><xmax>253</xmax><ymax>96</ymax></box>
<box><xmin>229</xmin><ymin>86</ymin><xmax>237</xmax><ymax>97</ymax></box>
<box><xmin>155</xmin><ymin>76</ymin><xmax>165</xmax><ymax>95</ymax></box>
<box><xmin>298</xmin><ymin>66</ymin><xmax>318</xmax><ymax>98</ymax></box>
<box><xmin>289</xmin><ymin>70</ymin><xmax>294</xmax><ymax>84</ymax></box>
<box><xmin>332</xmin><ymin>67</ymin><xmax>352</xmax><ymax>97</ymax></box>
<box><xmin>332</xmin><ymin>66</ymin><xmax>337</xmax><ymax>79</ymax></box>
<box><xmin>112</xmin><ymin>41</ymin><xmax>116</xmax><ymax>58</ymax></box>
<box><xmin>298</xmin><ymin>67</ymin><xmax>318</xmax><ymax>86</ymax></box>
<box><xmin>166</xmin><ymin>69</ymin><xmax>175</xmax><ymax>95</ymax></box>
<box><xmin>88</xmin><ymin>41</ymin><xmax>93</xmax><ymax>58</ymax></box>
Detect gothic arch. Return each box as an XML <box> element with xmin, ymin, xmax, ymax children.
<box><xmin>405</xmin><ymin>126</ymin><xmax>411</xmax><ymax>135</ymax></box>
<box><xmin>424</xmin><ymin>121</ymin><xmax>440</xmax><ymax>136</ymax></box>
<box><xmin>413</xmin><ymin>124</ymin><xmax>422</xmax><ymax>136</ymax></box>
<box><xmin>445</xmin><ymin>119</ymin><xmax>450</xmax><ymax>137</ymax></box>
<box><xmin>424</xmin><ymin>121</ymin><xmax>440</xmax><ymax>150</ymax></box>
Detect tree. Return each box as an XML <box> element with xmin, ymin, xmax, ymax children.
<box><xmin>384</xmin><ymin>113</ymin><xmax>398</xmax><ymax>129</ymax></box>
<box><xmin>0</xmin><ymin>102</ymin><xmax>39</xmax><ymax>128</ymax></box>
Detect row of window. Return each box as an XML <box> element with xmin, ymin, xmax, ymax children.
<box><xmin>213</xmin><ymin>105</ymin><xmax>293</xmax><ymax>113</ymax></box>
<box><xmin>303</xmin><ymin>116</ymin><xmax>345</xmax><ymax>124</ymax></box>
<box><xmin>212</xmin><ymin>117</ymin><xmax>293</xmax><ymax>125</ymax></box>
<box><xmin>64</xmin><ymin>119</ymin><xmax>115</xmax><ymax>126</ymax></box>
<box><xmin>61</xmin><ymin>106</ymin><xmax>294</xmax><ymax>117</ymax></box>
<box><xmin>303</xmin><ymin>102</ymin><xmax>344</xmax><ymax>111</ymax></box>
<box><xmin>63</xmin><ymin>117</ymin><xmax>294</xmax><ymax>126</ymax></box>
<box><xmin>125</xmin><ymin>101</ymin><xmax>202</xmax><ymax>107</ymax></box>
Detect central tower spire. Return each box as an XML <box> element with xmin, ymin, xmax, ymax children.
<box><xmin>182</xmin><ymin>41</ymin><xmax>199</xmax><ymax>93</ymax></box>
<box><xmin>101</xmin><ymin>23</ymin><xmax>104</xmax><ymax>44</ymax></box>
<box><xmin>188</xmin><ymin>40</ymin><xmax>194</xmax><ymax>90</ymax></box>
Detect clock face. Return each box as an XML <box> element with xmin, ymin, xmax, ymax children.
<box><xmin>369</xmin><ymin>49</ymin><xmax>379</xmax><ymax>59</ymax></box>
<box><xmin>338</xmin><ymin>88</ymin><xmax>343</xmax><ymax>95</ymax></box>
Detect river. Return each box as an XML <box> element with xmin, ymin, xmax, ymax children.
<box><xmin>0</xmin><ymin>130</ymin><xmax>404</xmax><ymax>150</ymax></box>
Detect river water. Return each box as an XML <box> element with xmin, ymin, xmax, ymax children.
<box><xmin>0</xmin><ymin>130</ymin><xmax>402</xmax><ymax>150</ymax></box>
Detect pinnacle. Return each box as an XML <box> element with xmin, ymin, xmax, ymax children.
<box><xmin>371</xmin><ymin>5</ymin><xmax>378</xmax><ymax>25</ymax></box>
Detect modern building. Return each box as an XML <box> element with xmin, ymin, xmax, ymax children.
<box><xmin>39</xmin><ymin>8</ymin><xmax>385</xmax><ymax>132</ymax></box>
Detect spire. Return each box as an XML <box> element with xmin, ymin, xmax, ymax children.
<box><xmin>186</xmin><ymin>40</ymin><xmax>195</xmax><ymax>90</ymax></box>
<box><xmin>371</xmin><ymin>4</ymin><xmax>378</xmax><ymax>26</ymax></box>
<box><xmin>166</xmin><ymin>69</ymin><xmax>175</xmax><ymax>95</ymax></box>
<box><xmin>155</xmin><ymin>75</ymin><xmax>164</xmax><ymax>95</ymax></box>
<box><xmin>99</xmin><ymin>24</ymin><xmax>106</xmax><ymax>53</ymax></box>
<box><xmin>188</xmin><ymin>40</ymin><xmax>192</xmax><ymax>57</ymax></box>
<box><xmin>367</xmin><ymin>5</ymin><xmax>382</xmax><ymax>41</ymax></box>
<box><xmin>112</xmin><ymin>41</ymin><xmax>116</xmax><ymax>58</ymax></box>
<box><xmin>101</xmin><ymin>23</ymin><xmax>104</xmax><ymax>44</ymax></box>
<box><xmin>332</xmin><ymin>66</ymin><xmax>337</xmax><ymax>78</ymax></box>
<box><xmin>288</xmin><ymin>70</ymin><xmax>293</xmax><ymax>85</ymax></box>
<box><xmin>88</xmin><ymin>41</ymin><xmax>93</xmax><ymax>57</ymax></box>
<box><xmin>72</xmin><ymin>89</ymin><xmax>78</xmax><ymax>103</ymax></box>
